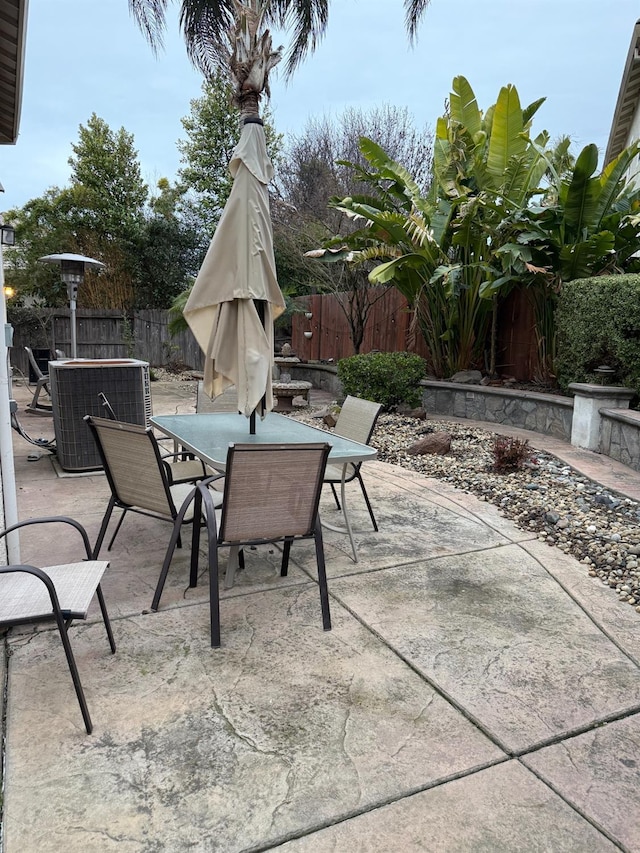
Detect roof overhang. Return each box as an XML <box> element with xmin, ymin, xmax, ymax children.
<box><xmin>605</xmin><ymin>19</ymin><xmax>640</xmax><ymax>166</ymax></box>
<box><xmin>0</xmin><ymin>0</ymin><xmax>28</xmax><ymax>145</ymax></box>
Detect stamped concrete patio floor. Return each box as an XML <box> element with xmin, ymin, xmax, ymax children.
<box><xmin>3</xmin><ymin>381</ymin><xmax>640</xmax><ymax>852</ymax></box>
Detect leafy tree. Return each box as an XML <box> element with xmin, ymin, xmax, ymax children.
<box><xmin>320</xmin><ymin>77</ymin><xmax>640</xmax><ymax>380</ymax></box>
<box><xmin>313</xmin><ymin>79</ymin><xmax>552</xmax><ymax>375</ymax></box>
<box><xmin>68</xmin><ymin>113</ymin><xmax>148</xmax><ymax>237</ymax></box>
<box><xmin>132</xmin><ymin>178</ymin><xmax>203</xmax><ymax>308</ymax></box>
<box><xmin>4</xmin><ymin>188</ymin><xmax>78</xmax><ymax>305</ymax></box>
<box><xmin>5</xmin><ymin>119</ymin><xmax>202</xmax><ymax>310</ymax></box>
<box><xmin>5</xmin><ymin>115</ymin><xmax>149</xmax><ymax>308</ymax></box>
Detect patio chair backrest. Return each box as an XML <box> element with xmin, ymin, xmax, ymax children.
<box><xmin>219</xmin><ymin>442</ymin><xmax>330</xmax><ymax>544</ymax></box>
<box><xmin>25</xmin><ymin>346</ymin><xmax>48</xmax><ymax>381</ymax></box>
<box><xmin>334</xmin><ymin>395</ymin><xmax>382</xmax><ymax>447</ymax></box>
<box><xmin>85</xmin><ymin>415</ymin><xmax>174</xmax><ymax>516</ymax></box>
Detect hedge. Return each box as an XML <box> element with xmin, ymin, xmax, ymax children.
<box><xmin>555</xmin><ymin>274</ymin><xmax>640</xmax><ymax>401</ymax></box>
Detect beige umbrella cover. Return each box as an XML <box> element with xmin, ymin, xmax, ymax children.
<box><xmin>184</xmin><ymin>122</ymin><xmax>286</xmax><ymax>417</ymax></box>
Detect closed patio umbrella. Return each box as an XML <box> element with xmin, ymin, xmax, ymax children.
<box><xmin>184</xmin><ymin>119</ymin><xmax>286</xmax><ymax>426</ymax></box>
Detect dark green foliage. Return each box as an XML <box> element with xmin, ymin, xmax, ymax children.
<box><xmin>492</xmin><ymin>436</ymin><xmax>530</xmax><ymax>472</ymax></box>
<box><xmin>337</xmin><ymin>351</ymin><xmax>425</xmax><ymax>410</ymax></box>
<box><xmin>555</xmin><ymin>275</ymin><xmax>640</xmax><ymax>399</ymax></box>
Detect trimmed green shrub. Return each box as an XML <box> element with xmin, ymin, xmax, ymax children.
<box><xmin>556</xmin><ymin>275</ymin><xmax>640</xmax><ymax>401</ymax></box>
<box><xmin>337</xmin><ymin>351</ymin><xmax>426</xmax><ymax>410</ymax></box>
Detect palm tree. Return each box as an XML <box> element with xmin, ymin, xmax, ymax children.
<box><xmin>129</xmin><ymin>0</ymin><xmax>431</xmax><ymax>116</ymax></box>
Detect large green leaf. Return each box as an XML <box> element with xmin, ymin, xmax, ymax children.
<box><xmin>358</xmin><ymin>137</ymin><xmax>423</xmax><ymax>202</ymax></box>
<box><xmin>522</xmin><ymin>97</ymin><xmax>546</xmax><ymax>127</ymax></box>
<box><xmin>369</xmin><ymin>253</ymin><xmax>431</xmax><ymax>285</ymax></box>
<box><xmin>501</xmin><ymin>143</ymin><xmax>549</xmax><ymax>207</ymax></box>
<box><xmin>433</xmin><ymin>116</ymin><xmax>463</xmax><ymax>197</ymax></box>
<box><xmin>561</xmin><ymin>143</ymin><xmax>600</xmax><ymax>237</ymax></box>
<box><xmin>449</xmin><ymin>76</ymin><xmax>481</xmax><ymax>138</ymax></box>
<box><xmin>560</xmin><ymin>230</ymin><xmax>615</xmax><ymax>281</ymax></box>
<box><xmin>486</xmin><ymin>84</ymin><xmax>526</xmax><ymax>189</ymax></box>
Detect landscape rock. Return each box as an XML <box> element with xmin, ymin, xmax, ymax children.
<box><xmin>406</xmin><ymin>432</ymin><xmax>452</xmax><ymax>456</ymax></box>
<box><xmin>449</xmin><ymin>370</ymin><xmax>483</xmax><ymax>385</ymax></box>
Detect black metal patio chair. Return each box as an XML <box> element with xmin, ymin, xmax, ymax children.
<box><xmin>0</xmin><ymin>516</ymin><xmax>116</xmax><ymax>734</ymax></box>
<box><xmin>152</xmin><ymin>442</ymin><xmax>332</xmax><ymax>648</ymax></box>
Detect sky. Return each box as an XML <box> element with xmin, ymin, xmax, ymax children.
<box><xmin>1</xmin><ymin>0</ymin><xmax>639</xmax><ymax>214</ymax></box>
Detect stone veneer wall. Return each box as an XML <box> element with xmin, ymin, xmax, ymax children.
<box><xmin>599</xmin><ymin>409</ymin><xmax>640</xmax><ymax>472</ymax></box>
<box><xmin>420</xmin><ymin>380</ymin><xmax>574</xmax><ymax>441</ymax></box>
<box><xmin>288</xmin><ymin>366</ymin><xmax>640</xmax><ymax>469</ymax></box>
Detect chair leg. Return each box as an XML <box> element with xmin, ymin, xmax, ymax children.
<box><xmin>314</xmin><ymin>517</ymin><xmax>331</xmax><ymax>631</ymax></box>
<box><xmin>107</xmin><ymin>508</ymin><xmax>128</xmax><ymax>551</ymax></box>
<box><xmin>205</xmin><ymin>531</ymin><xmax>221</xmax><ymax>649</ymax></box>
<box><xmin>189</xmin><ymin>489</ymin><xmax>204</xmax><ymax>588</ymax></box>
<box><xmin>281</xmin><ymin>538</ymin><xmax>292</xmax><ymax>576</ymax></box>
<box><xmin>224</xmin><ymin>545</ymin><xmax>240</xmax><ymax>589</ymax></box>
<box><xmin>329</xmin><ymin>482</ymin><xmax>341</xmax><ymax>510</ymax></box>
<box><xmin>152</xmin><ymin>512</ymin><xmax>187</xmax><ymax>612</ymax></box>
<box><xmin>92</xmin><ymin>497</ymin><xmax>116</xmax><ymax>558</ymax></box>
<box><xmin>55</xmin><ymin>614</ymin><xmax>93</xmax><ymax>734</ymax></box>
<box><xmin>95</xmin><ymin>584</ymin><xmax>116</xmax><ymax>654</ymax></box>
<box><xmin>356</xmin><ymin>471</ymin><xmax>378</xmax><ymax>532</ymax></box>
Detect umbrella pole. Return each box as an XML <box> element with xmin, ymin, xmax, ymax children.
<box><xmin>250</xmin><ymin>299</ymin><xmax>267</xmax><ymax>435</ymax></box>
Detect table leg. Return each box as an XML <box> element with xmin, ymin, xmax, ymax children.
<box><xmin>225</xmin><ymin>544</ymin><xmax>240</xmax><ymax>589</ymax></box>
<box><xmin>321</xmin><ymin>464</ymin><xmax>359</xmax><ymax>562</ymax></box>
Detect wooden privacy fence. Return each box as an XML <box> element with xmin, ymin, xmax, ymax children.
<box><xmin>291</xmin><ymin>287</ymin><xmax>431</xmax><ymax>362</ymax></box>
<box><xmin>291</xmin><ymin>286</ymin><xmax>539</xmax><ymax>379</ymax></box>
<box><xmin>10</xmin><ymin>309</ymin><xmax>204</xmax><ymax>377</ymax></box>
<box><xmin>9</xmin><ymin>288</ymin><xmax>539</xmax><ymax>381</ymax></box>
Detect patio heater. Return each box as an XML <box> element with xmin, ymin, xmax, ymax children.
<box><xmin>37</xmin><ymin>253</ymin><xmax>105</xmax><ymax>358</ymax></box>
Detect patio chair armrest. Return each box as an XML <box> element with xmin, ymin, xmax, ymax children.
<box><xmin>161</xmin><ymin>450</ymin><xmax>201</xmax><ymax>464</ymax></box>
<box><xmin>161</xmin><ymin>454</ymin><xmax>207</xmax><ymax>485</ymax></box>
<box><xmin>200</xmin><ymin>473</ymin><xmax>225</xmax><ymax>488</ymax></box>
<box><xmin>0</xmin><ymin>516</ymin><xmax>93</xmax><ymax>561</ymax></box>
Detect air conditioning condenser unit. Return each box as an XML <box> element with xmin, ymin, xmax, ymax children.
<box><xmin>50</xmin><ymin>359</ymin><xmax>152</xmax><ymax>472</ymax></box>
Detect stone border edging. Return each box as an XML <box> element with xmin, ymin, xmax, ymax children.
<box><xmin>420</xmin><ymin>379</ymin><xmax>573</xmax><ymax>441</ymax></box>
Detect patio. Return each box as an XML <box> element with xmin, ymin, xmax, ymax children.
<box><xmin>3</xmin><ymin>378</ymin><xmax>640</xmax><ymax>852</ymax></box>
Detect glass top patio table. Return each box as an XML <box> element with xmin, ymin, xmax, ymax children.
<box><xmin>150</xmin><ymin>411</ymin><xmax>377</xmax><ymax>471</ymax></box>
<box><xmin>151</xmin><ymin>412</ymin><xmax>377</xmax><ymax>562</ymax></box>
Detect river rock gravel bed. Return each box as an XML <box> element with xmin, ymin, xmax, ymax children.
<box><xmin>291</xmin><ymin>410</ymin><xmax>640</xmax><ymax>614</ymax></box>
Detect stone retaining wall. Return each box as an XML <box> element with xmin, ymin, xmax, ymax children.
<box><xmin>420</xmin><ymin>380</ymin><xmax>574</xmax><ymax>441</ymax></box>
<box><xmin>288</xmin><ymin>365</ymin><xmax>640</xmax><ymax>470</ymax></box>
<box><xmin>600</xmin><ymin>409</ymin><xmax>640</xmax><ymax>472</ymax></box>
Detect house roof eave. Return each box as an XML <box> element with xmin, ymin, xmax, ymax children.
<box><xmin>605</xmin><ymin>19</ymin><xmax>640</xmax><ymax>166</ymax></box>
<box><xmin>0</xmin><ymin>0</ymin><xmax>29</xmax><ymax>146</ymax></box>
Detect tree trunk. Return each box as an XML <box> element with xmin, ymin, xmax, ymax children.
<box><xmin>239</xmin><ymin>92</ymin><xmax>260</xmax><ymax>119</ymax></box>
